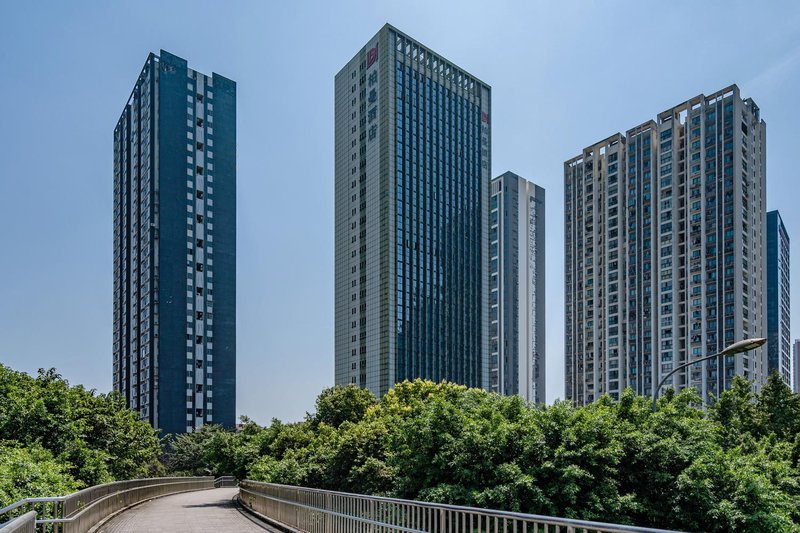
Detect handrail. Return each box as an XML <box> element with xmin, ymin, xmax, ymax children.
<box><xmin>239</xmin><ymin>486</ymin><xmax>426</xmax><ymax>533</ymax></box>
<box><xmin>0</xmin><ymin>477</ymin><xmax>214</xmax><ymax>533</ymax></box>
<box><xmin>0</xmin><ymin>500</ymin><xmax>61</xmax><ymax>519</ymax></box>
<box><xmin>213</xmin><ymin>476</ymin><xmax>238</xmax><ymax>488</ymax></box>
<box><xmin>62</xmin><ymin>476</ymin><xmax>206</xmax><ymax>517</ymax></box>
<box><xmin>54</xmin><ymin>478</ymin><xmax>213</xmax><ymax>532</ymax></box>
<box><xmin>239</xmin><ymin>480</ymin><xmax>685</xmax><ymax>533</ymax></box>
<box><xmin>0</xmin><ymin>511</ymin><xmax>37</xmax><ymax>533</ymax></box>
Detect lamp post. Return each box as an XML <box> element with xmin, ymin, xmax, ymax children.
<box><xmin>651</xmin><ymin>337</ymin><xmax>766</xmax><ymax>411</ymax></box>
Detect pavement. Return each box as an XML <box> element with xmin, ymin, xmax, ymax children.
<box><xmin>96</xmin><ymin>487</ymin><xmax>277</xmax><ymax>532</ymax></box>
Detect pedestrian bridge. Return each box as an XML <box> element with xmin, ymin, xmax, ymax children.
<box><xmin>0</xmin><ymin>477</ymin><xmax>681</xmax><ymax>533</ymax></box>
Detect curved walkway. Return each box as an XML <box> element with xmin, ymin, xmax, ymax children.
<box><xmin>96</xmin><ymin>487</ymin><xmax>274</xmax><ymax>532</ymax></box>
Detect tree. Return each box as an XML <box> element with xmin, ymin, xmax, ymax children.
<box><xmin>756</xmin><ymin>372</ymin><xmax>800</xmax><ymax>441</ymax></box>
<box><xmin>0</xmin><ymin>364</ymin><xmax>162</xmax><ymax>489</ymax></box>
<box><xmin>0</xmin><ymin>442</ymin><xmax>79</xmax><ymax>508</ymax></box>
<box><xmin>165</xmin><ymin>424</ymin><xmax>248</xmax><ymax>477</ymax></box>
<box><xmin>710</xmin><ymin>376</ymin><xmax>760</xmax><ymax>448</ymax></box>
<box><xmin>310</xmin><ymin>385</ymin><xmax>377</xmax><ymax>428</ymax></box>
<box><xmin>165</xmin><ymin>378</ymin><xmax>800</xmax><ymax>531</ymax></box>
<box><xmin>674</xmin><ymin>443</ymin><xmax>799</xmax><ymax>532</ymax></box>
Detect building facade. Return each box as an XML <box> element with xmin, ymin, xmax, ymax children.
<box><xmin>113</xmin><ymin>50</ymin><xmax>236</xmax><ymax>435</ymax></box>
<box><xmin>565</xmin><ymin>85</ymin><xmax>767</xmax><ymax>405</ymax></box>
<box><xmin>794</xmin><ymin>340</ymin><xmax>800</xmax><ymax>393</ymax></box>
<box><xmin>334</xmin><ymin>25</ymin><xmax>492</xmax><ymax>397</ymax></box>
<box><xmin>766</xmin><ymin>210</ymin><xmax>791</xmax><ymax>385</ymax></box>
<box><xmin>489</xmin><ymin>172</ymin><xmax>546</xmax><ymax>403</ymax></box>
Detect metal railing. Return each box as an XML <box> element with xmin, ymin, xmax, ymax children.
<box><xmin>238</xmin><ymin>481</ymin><xmax>684</xmax><ymax>533</ymax></box>
<box><xmin>0</xmin><ymin>477</ymin><xmax>214</xmax><ymax>533</ymax></box>
<box><xmin>0</xmin><ymin>512</ymin><xmax>36</xmax><ymax>533</ymax></box>
<box><xmin>214</xmin><ymin>476</ymin><xmax>238</xmax><ymax>488</ymax></box>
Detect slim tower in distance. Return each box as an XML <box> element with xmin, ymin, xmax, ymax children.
<box><xmin>766</xmin><ymin>210</ymin><xmax>790</xmax><ymax>385</ymax></box>
<box><xmin>794</xmin><ymin>339</ymin><xmax>800</xmax><ymax>393</ymax></box>
<box><xmin>113</xmin><ymin>50</ymin><xmax>236</xmax><ymax>435</ymax></box>
<box><xmin>490</xmin><ymin>172</ymin><xmax>546</xmax><ymax>403</ymax></box>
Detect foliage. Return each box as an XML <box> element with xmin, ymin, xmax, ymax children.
<box><xmin>0</xmin><ymin>442</ymin><xmax>79</xmax><ymax>508</ymax></box>
<box><xmin>309</xmin><ymin>384</ymin><xmax>378</xmax><ymax>428</ymax></box>
<box><xmin>167</xmin><ymin>376</ymin><xmax>800</xmax><ymax>532</ymax></box>
<box><xmin>0</xmin><ymin>363</ymin><xmax>163</xmax><ymax>499</ymax></box>
<box><xmin>7</xmin><ymin>359</ymin><xmax>795</xmax><ymax>531</ymax></box>
<box><xmin>166</xmin><ymin>423</ymin><xmax>246</xmax><ymax>478</ymax></box>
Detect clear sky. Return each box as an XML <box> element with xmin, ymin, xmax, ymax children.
<box><xmin>1</xmin><ymin>1</ymin><xmax>799</xmax><ymax>424</ymax></box>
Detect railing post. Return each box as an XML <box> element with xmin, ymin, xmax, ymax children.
<box><xmin>369</xmin><ymin>499</ymin><xmax>375</xmax><ymax>533</ymax></box>
<box><xmin>324</xmin><ymin>492</ymin><xmax>331</xmax><ymax>533</ymax></box>
<box><xmin>295</xmin><ymin>488</ymin><xmax>299</xmax><ymax>529</ymax></box>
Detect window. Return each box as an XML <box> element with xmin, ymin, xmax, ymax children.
<box><xmin>197</xmin><ymin>93</ymin><xmax>204</xmax><ymax>102</ymax></box>
<box><xmin>196</xmin><ymin>287</ymin><xmax>204</xmax><ymax>295</ymax></box>
<box><xmin>196</xmin><ymin>141</ymin><xmax>204</xmax><ymax>150</ymax></box>
<box><xmin>196</xmin><ymin>166</ymin><xmax>204</xmax><ymax>175</ymax></box>
<box><xmin>195</xmin><ymin>335</ymin><xmax>203</xmax><ymax>344</ymax></box>
<box><xmin>196</xmin><ymin>263</ymin><xmax>204</xmax><ymax>272</ymax></box>
<box><xmin>197</xmin><ymin>238</ymin><xmax>204</xmax><ymax>248</ymax></box>
<box><xmin>196</xmin><ymin>214</ymin><xmax>204</xmax><ymax>223</ymax></box>
<box><xmin>196</xmin><ymin>190</ymin><xmax>204</xmax><ymax>199</ymax></box>
<box><xmin>196</xmin><ymin>311</ymin><xmax>204</xmax><ymax>320</ymax></box>
<box><xmin>196</xmin><ymin>360</ymin><xmax>203</xmax><ymax>368</ymax></box>
<box><xmin>196</xmin><ymin>118</ymin><xmax>204</xmax><ymax>127</ymax></box>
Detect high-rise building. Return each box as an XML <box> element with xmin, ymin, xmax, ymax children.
<box><xmin>766</xmin><ymin>210</ymin><xmax>791</xmax><ymax>385</ymax></box>
<box><xmin>794</xmin><ymin>340</ymin><xmax>800</xmax><ymax>393</ymax></box>
<box><xmin>113</xmin><ymin>50</ymin><xmax>236</xmax><ymax>435</ymax></box>
<box><xmin>334</xmin><ymin>25</ymin><xmax>492</xmax><ymax>397</ymax></box>
<box><xmin>489</xmin><ymin>172</ymin><xmax>546</xmax><ymax>403</ymax></box>
<box><xmin>565</xmin><ymin>85</ymin><xmax>767</xmax><ymax>405</ymax></box>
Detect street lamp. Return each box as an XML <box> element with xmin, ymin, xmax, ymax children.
<box><xmin>651</xmin><ymin>337</ymin><xmax>767</xmax><ymax>411</ymax></box>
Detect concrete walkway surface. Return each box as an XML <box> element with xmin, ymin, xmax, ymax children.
<box><xmin>96</xmin><ymin>487</ymin><xmax>275</xmax><ymax>532</ymax></box>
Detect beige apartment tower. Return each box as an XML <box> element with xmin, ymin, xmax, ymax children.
<box><xmin>565</xmin><ymin>85</ymin><xmax>767</xmax><ymax>404</ymax></box>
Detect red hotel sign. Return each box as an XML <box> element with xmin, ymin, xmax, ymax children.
<box><xmin>367</xmin><ymin>44</ymin><xmax>379</xmax><ymax>68</ymax></box>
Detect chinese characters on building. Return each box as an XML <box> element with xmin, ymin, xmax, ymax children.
<box><xmin>367</xmin><ymin>44</ymin><xmax>379</xmax><ymax>142</ymax></box>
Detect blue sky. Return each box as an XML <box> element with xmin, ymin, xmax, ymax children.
<box><xmin>1</xmin><ymin>1</ymin><xmax>799</xmax><ymax>424</ymax></box>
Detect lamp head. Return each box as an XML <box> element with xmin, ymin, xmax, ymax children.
<box><xmin>720</xmin><ymin>337</ymin><xmax>767</xmax><ymax>356</ymax></box>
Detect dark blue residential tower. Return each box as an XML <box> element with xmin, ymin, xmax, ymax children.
<box><xmin>766</xmin><ymin>210</ymin><xmax>790</xmax><ymax>385</ymax></box>
<box><xmin>113</xmin><ymin>50</ymin><xmax>236</xmax><ymax>435</ymax></box>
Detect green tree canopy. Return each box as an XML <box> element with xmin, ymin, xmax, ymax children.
<box><xmin>0</xmin><ymin>364</ymin><xmax>163</xmax><ymax>489</ymax></box>
<box><xmin>237</xmin><ymin>379</ymin><xmax>800</xmax><ymax>532</ymax></box>
<box><xmin>0</xmin><ymin>442</ymin><xmax>79</xmax><ymax>508</ymax></box>
<box><xmin>309</xmin><ymin>384</ymin><xmax>378</xmax><ymax>428</ymax></box>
